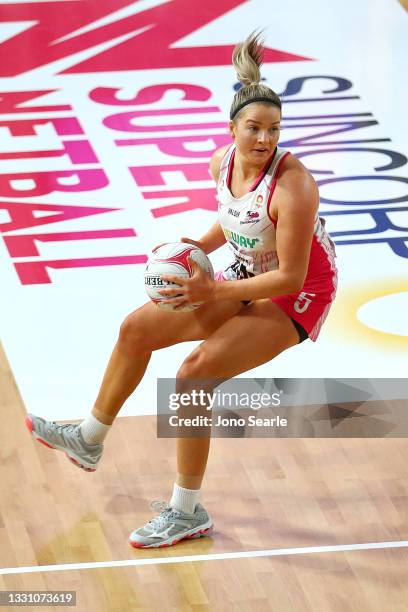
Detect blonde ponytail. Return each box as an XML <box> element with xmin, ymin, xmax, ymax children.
<box><xmin>230</xmin><ymin>31</ymin><xmax>281</xmax><ymax>120</ymax></box>
<box><xmin>232</xmin><ymin>30</ymin><xmax>263</xmax><ymax>87</ymax></box>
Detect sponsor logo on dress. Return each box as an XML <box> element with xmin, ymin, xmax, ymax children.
<box><xmin>224</xmin><ymin>228</ymin><xmax>259</xmax><ymax>249</ymax></box>
<box><xmin>228</xmin><ymin>207</ymin><xmax>240</xmax><ymax>217</ymax></box>
<box><xmin>240</xmin><ymin>210</ymin><xmax>260</xmax><ymax>225</ymax></box>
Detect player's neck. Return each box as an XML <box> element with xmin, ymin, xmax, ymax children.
<box><xmin>233</xmin><ymin>151</ymin><xmax>264</xmax><ymax>182</ymax></box>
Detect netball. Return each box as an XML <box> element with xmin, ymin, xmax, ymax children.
<box><xmin>144</xmin><ymin>242</ymin><xmax>214</xmax><ymax>311</ymax></box>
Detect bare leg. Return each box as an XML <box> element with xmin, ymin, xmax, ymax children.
<box><xmin>92</xmin><ymin>344</ymin><xmax>151</xmax><ymax>425</ymax></box>
<box><xmin>26</xmin><ymin>299</ymin><xmax>246</xmax><ymax>477</ymax></box>
<box><xmin>175</xmin><ymin>300</ymin><xmax>300</xmax><ymax>489</ymax></box>
<box><xmin>176</xmin><ymin>440</ymin><xmax>211</xmax><ymax>489</ymax></box>
<box><xmin>91</xmin><ymin>300</ymin><xmax>244</xmax><ymax>425</ymax></box>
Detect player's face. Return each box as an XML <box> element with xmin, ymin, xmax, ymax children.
<box><xmin>229</xmin><ymin>103</ymin><xmax>281</xmax><ymax>164</ymax></box>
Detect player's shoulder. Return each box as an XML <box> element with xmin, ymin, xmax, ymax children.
<box><xmin>278</xmin><ymin>151</ymin><xmax>319</xmax><ymax>200</ymax></box>
<box><xmin>209</xmin><ymin>144</ymin><xmax>233</xmax><ymax>182</ymax></box>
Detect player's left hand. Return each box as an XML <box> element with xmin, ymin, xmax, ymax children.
<box><xmin>159</xmin><ymin>258</ymin><xmax>216</xmax><ymax>309</ymax></box>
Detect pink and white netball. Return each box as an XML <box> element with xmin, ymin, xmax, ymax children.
<box><xmin>144</xmin><ymin>243</ymin><xmax>214</xmax><ymax>311</ymax></box>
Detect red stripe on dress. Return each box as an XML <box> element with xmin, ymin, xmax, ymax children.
<box><xmin>309</xmin><ymin>268</ymin><xmax>338</xmax><ymax>341</ymax></box>
<box><xmin>218</xmin><ymin>143</ymin><xmax>234</xmax><ymax>187</ymax></box>
<box><xmin>248</xmin><ymin>147</ymin><xmax>277</xmax><ymax>192</ymax></box>
<box><xmin>307</xmin><ymin>232</ymin><xmax>338</xmax><ymax>341</ymax></box>
<box><xmin>266</xmin><ymin>151</ymin><xmax>291</xmax><ymax>225</ymax></box>
<box><xmin>226</xmin><ymin>148</ymin><xmax>235</xmax><ymax>192</ymax></box>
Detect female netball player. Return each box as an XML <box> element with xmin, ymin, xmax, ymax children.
<box><xmin>26</xmin><ymin>32</ymin><xmax>337</xmax><ymax>548</ymax></box>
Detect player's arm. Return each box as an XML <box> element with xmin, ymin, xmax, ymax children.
<box><xmin>186</xmin><ymin>222</ymin><xmax>225</xmax><ymax>255</ymax></box>
<box><xmin>213</xmin><ymin>167</ymin><xmax>319</xmax><ymax>301</ymax></box>
<box><xmin>182</xmin><ymin>145</ymin><xmax>231</xmax><ymax>254</ymax></box>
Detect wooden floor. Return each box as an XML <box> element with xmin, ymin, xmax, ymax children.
<box><xmin>1</xmin><ymin>342</ymin><xmax>408</xmax><ymax>611</ymax></box>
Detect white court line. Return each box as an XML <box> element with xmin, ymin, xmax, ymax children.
<box><xmin>1</xmin><ymin>540</ymin><xmax>408</xmax><ymax>576</ymax></box>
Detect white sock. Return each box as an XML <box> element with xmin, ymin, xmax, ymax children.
<box><xmin>79</xmin><ymin>414</ymin><xmax>111</xmax><ymax>445</ymax></box>
<box><xmin>170</xmin><ymin>483</ymin><xmax>200</xmax><ymax>514</ymax></box>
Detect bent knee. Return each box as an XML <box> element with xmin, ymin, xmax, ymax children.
<box><xmin>119</xmin><ymin>310</ymin><xmax>151</xmax><ymax>352</ymax></box>
<box><xmin>177</xmin><ymin>348</ymin><xmax>219</xmax><ymax>381</ymax></box>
